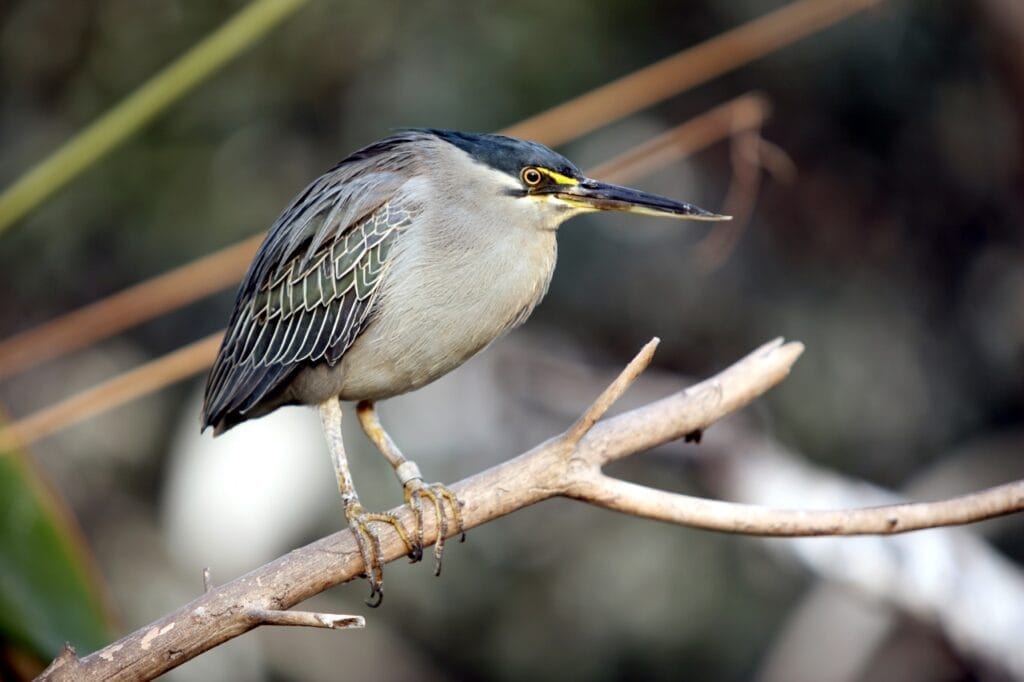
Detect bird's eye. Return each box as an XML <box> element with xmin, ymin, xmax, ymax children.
<box><xmin>521</xmin><ymin>167</ymin><xmax>544</xmax><ymax>187</ymax></box>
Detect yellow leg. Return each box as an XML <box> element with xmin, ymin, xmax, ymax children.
<box><xmin>356</xmin><ymin>399</ymin><xmax>464</xmax><ymax>575</ymax></box>
<box><xmin>319</xmin><ymin>397</ymin><xmax>415</xmax><ymax>605</ymax></box>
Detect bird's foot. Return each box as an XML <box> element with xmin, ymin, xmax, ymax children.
<box><xmin>403</xmin><ymin>478</ymin><xmax>465</xmax><ymax>576</ymax></box>
<box><xmin>344</xmin><ymin>502</ymin><xmax>416</xmax><ymax>607</ymax></box>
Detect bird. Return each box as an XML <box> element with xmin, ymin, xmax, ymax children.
<box><xmin>201</xmin><ymin>128</ymin><xmax>728</xmax><ymax>604</ymax></box>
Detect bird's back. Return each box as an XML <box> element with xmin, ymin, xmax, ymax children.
<box><xmin>201</xmin><ymin>133</ymin><xmax>426</xmax><ymax>433</ymax></box>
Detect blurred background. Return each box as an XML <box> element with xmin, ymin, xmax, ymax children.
<box><xmin>2</xmin><ymin>0</ymin><xmax>1024</xmax><ymax>680</ymax></box>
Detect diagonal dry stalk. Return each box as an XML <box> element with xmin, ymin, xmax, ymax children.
<box><xmin>38</xmin><ymin>338</ymin><xmax>1024</xmax><ymax>681</ymax></box>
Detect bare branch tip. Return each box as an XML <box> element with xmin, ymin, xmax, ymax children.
<box><xmin>564</xmin><ymin>338</ymin><xmax>659</xmax><ymax>447</ymax></box>
<box><xmin>784</xmin><ymin>340</ymin><xmax>806</xmax><ymax>359</ymax></box>
<box><xmin>202</xmin><ymin>567</ymin><xmax>213</xmax><ymax>593</ymax></box>
<box><xmin>629</xmin><ymin>338</ymin><xmax>659</xmax><ymax>372</ymax></box>
<box><xmin>247</xmin><ymin>607</ymin><xmax>366</xmax><ymax>630</ymax></box>
<box><xmin>751</xmin><ymin>337</ymin><xmax>804</xmax><ymax>364</ymax></box>
<box><xmin>322</xmin><ymin>614</ymin><xmax>366</xmax><ymax>630</ymax></box>
<box><xmin>767</xmin><ymin>339</ymin><xmax>805</xmax><ymax>367</ymax></box>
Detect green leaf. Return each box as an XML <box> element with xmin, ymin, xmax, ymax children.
<box><xmin>0</xmin><ymin>447</ymin><xmax>116</xmax><ymax>660</ymax></box>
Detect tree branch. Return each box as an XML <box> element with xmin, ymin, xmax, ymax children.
<box><xmin>570</xmin><ymin>473</ymin><xmax>1024</xmax><ymax>534</ymax></box>
<box><xmin>39</xmin><ymin>338</ymin><xmax>1024</xmax><ymax>681</ymax></box>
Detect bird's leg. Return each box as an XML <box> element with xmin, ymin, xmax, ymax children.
<box><xmin>319</xmin><ymin>397</ymin><xmax>415</xmax><ymax>606</ymax></box>
<box><xmin>356</xmin><ymin>400</ymin><xmax>465</xmax><ymax>575</ymax></box>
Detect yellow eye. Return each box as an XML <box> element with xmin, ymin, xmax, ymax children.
<box><xmin>521</xmin><ymin>167</ymin><xmax>544</xmax><ymax>187</ymax></box>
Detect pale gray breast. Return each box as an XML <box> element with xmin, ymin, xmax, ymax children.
<box><xmin>333</xmin><ymin>176</ymin><xmax>559</xmax><ymax>400</ymax></box>
<box><xmin>284</xmin><ymin>137</ymin><xmax>561</xmax><ymax>403</ymax></box>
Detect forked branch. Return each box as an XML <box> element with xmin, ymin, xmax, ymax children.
<box><xmin>40</xmin><ymin>338</ymin><xmax>1024</xmax><ymax>681</ymax></box>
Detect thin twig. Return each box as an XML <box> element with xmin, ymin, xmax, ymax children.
<box><xmin>756</xmin><ymin>138</ymin><xmax>798</xmax><ymax>183</ymax></box>
<box><xmin>579</xmin><ymin>337</ymin><xmax>800</xmax><ymax>470</ymax></box>
<box><xmin>564</xmin><ymin>337</ymin><xmax>659</xmax><ymax>445</ymax></box>
<box><xmin>246</xmin><ymin>608</ymin><xmax>364</xmax><ymax>630</ymax></box>
<box><xmin>690</xmin><ymin>120</ymin><xmax>797</xmax><ymax>274</ymax></box>
<box><xmin>691</xmin><ymin>124</ymin><xmax>764</xmax><ymax>273</ymax></box>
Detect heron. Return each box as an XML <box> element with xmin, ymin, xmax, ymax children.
<box><xmin>202</xmin><ymin>129</ymin><xmax>727</xmax><ymax>604</ymax></box>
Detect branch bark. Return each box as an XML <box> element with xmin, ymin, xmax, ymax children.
<box><xmin>39</xmin><ymin>338</ymin><xmax>1024</xmax><ymax>681</ymax></box>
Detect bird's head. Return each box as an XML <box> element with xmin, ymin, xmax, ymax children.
<box><xmin>424</xmin><ymin>129</ymin><xmax>730</xmax><ymax>229</ymax></box>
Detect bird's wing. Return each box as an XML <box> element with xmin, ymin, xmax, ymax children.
<box><xmin>201</xmin><ymin>165</ymin><xmax>417</xmax><ymax>432</ymax></box>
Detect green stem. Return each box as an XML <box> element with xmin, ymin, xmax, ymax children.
<box><xmin>0</xmin><ymin>0</ymin><xmax>309</xmax><ymax>235</ymax></box>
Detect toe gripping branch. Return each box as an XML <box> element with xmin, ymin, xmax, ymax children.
<box><xmin>344</xmin><ymin>501</ymin><xmax>415</xmax><ymax>607</ymax></box>
<box><xmin>320</xmin><ymin>397</ymin><xmax>468</xmax><ymax>606</ymax></box>
<box><xmin>394</xmin><ymin>461</ymin><xmax>465</xmax><ymax>575</ymax></box>
<box><xmin>356</xmin><ymin>399</ymin><xmax>465</xmax><ymax>578</ymax></box>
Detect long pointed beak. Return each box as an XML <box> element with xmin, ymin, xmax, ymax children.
<box><xmin>551</xmin><ymin>178</ymin><xmax>730</xmax><ymax>221</ymax></box>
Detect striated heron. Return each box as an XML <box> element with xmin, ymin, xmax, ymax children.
<box><xmin>201</xmin><ymin>129</ymin><xmax>727</xmax><ymax>603</ymax></box>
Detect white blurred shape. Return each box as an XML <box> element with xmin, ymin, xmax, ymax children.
<box><xmin>721</xmin><ymin>435</ymin><xmax>1024</xmax><ymax>679</ymax></box>
<box><xmin>162</xmin><ymin>391</ymin><xmax>335</xmax><ymax>579</ymax></box>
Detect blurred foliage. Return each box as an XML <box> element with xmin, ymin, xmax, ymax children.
<box><xmin>0</xmin><ymin>444</ymin><xmax>115</xmax><ymax>669</ymax></box>
<box><xmin>0</xmin><ymin>0</ymin><xmax>308</xmax><ymax>233</ymax></box>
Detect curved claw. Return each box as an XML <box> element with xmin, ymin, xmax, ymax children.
<box><xmin>345</xmin><ymin>504</ymin><xmax>415</xmax><ymax>602</ymax></box>
<box><xmin>404</xmin><ymin>481</ymin><xmax>465</xmax><ymax>577</ymax></box>
<box><xmin>365</xmin><ymin>584</ymin><xmax>383</xmax><ymax>608</ymax></box>
<box><xmin>407</xmin><ymin>492</ymin><xmax>426</xmax><ymax>563</ymax></box>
